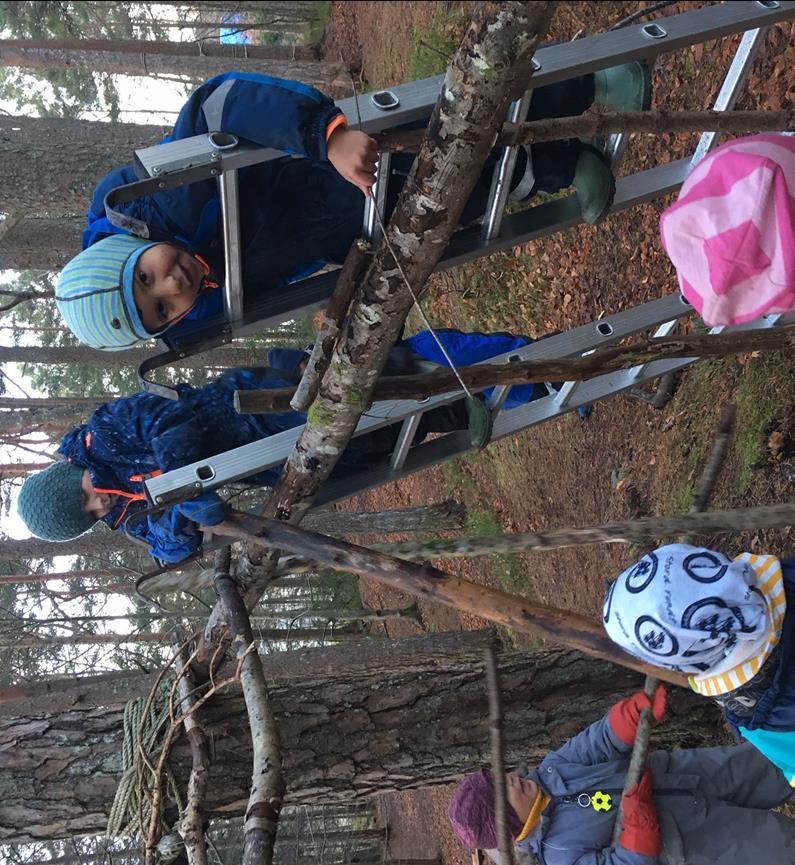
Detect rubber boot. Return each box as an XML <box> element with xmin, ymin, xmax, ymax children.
<box><xmin>572</xmin><ymin>145</ymin><xmax>616</xmax><ymax>225</ymax></box>
<box><xmin>594</xmin><ymin>61</ymin><xmax>652</xmax><ymax>113</ymax></box>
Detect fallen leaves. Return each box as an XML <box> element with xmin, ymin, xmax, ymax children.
<box><xmin>768</xmin><ymin>430</ymin><xmax>786</xmax><ymax>460</ymax></box>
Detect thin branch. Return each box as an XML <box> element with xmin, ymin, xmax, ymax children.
<box><xmin>375</xmin><ymin>108</ymin><xmax>795</xmax><ymax>152</ymax></box>
<box><xmin>234</xmin><ymin>325</ymin><xmax>795</xmax><ymax>414</ymax></box>
<box><xmin>174</xmin><ymin>636</ymin><xmax>210</xmax><ymax>865</ymax></box>
<box><xmin>214</xmin><ymin>549</ymin><xmax>284</xmax><ymax>865</ymax></box>
<box><xmin>484</xmin><ymin>645</ymin><xmax>515</xmax><ymax>865</ymax></box>
<box><xmin>611</xmin><ymin>405</ymin><xmax>735</xmax><ymax>846</ymax></box>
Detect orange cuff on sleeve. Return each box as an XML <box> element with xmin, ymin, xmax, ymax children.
<box><xmin>325</xmin><ymin>113</ymin><xmax>348</xmax><ymax>141</ymax></box>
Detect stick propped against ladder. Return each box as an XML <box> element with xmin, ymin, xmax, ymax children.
<box><xmin>206</xmin><ymin>508</ymin><xmax>689</xmax><ymax>688</ymax></box>
<box><xmin>610</xmin><ymin>404</ymin><xmax>736</xmax><ymax>846</ymax></box>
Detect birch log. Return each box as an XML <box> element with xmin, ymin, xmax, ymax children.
<box><xmin>201</xmin><ymin>1</ymin><xmax>558</xmax><ymax>660</ymax></box>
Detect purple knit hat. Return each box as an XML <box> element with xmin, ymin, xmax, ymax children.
<box><xmin>448</xmin><ymin>769</ymin><xmax>523</xmax><ymax>849</ymax></box>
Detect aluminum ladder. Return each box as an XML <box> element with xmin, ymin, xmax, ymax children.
<box><xmin>134</xmin><ymin>1</ymin><xmax>795</xmax><ymax>525</ymax></box>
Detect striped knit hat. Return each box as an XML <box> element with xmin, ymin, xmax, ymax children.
<box><xmin>17</xmin><ymin>460</ymin><xmax>97</xmax><ymax>541</ymax></box>
<box><xmin>55</xmin><ymin>235</ymin><xmax>160</xmax><ymax>350</ymax></box>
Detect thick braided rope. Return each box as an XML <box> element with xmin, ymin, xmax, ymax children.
<box><xmin>107</xmin><ymin>688</ymin><xmax>180</xmax><ymax>845</ymax></box>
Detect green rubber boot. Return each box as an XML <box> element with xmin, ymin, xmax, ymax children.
<box><xmin>594</xmin><ymin>61</ymin><xmax>652</xmax><ymax>113</ymax></box>
<box><xmin>572</xmin><ymin>145</ymin><xmax>616</xmax><ymax>226</ymax></box>
<box><xmin>466</xmin><ymin>396</ymin><xmax>493</xmax><ymax>450</ymax></box>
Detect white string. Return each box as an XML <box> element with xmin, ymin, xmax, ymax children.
<box><xmin>370</xmin><ymin>197</ymin><xmax>475</xmax><ymax>400</ymax></box>
<box><xmin>349</xmin><ymin>74</ymin><xmax>475</xmax><ymax>401</ymax></box>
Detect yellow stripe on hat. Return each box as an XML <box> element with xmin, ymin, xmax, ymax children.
<box><xmin>692</xmin><ymin>553</ymin><xmax>785</xmax><ymax>697</ymax></box>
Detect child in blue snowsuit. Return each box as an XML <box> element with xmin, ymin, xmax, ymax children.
<box><xmin>17</xmin><ymin>329</ymin><xmax>549</xmax><ymax>563</ymax></box>
<box><xmin>53</xmin><ymin>65</ymin><xmax>650</xmax><ymax>351</ymax></box>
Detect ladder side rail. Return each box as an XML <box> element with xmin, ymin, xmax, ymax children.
<box><xmin>492</xmin><ymin>313</ymin><xmax>791</xmax><ymax>440</ymax></box>
<box><xmin>482</xmin><ymin>89</ymin><xmax>534</xmax><ymax>241</ymax></box>
<box><xmin>691</xmin><ymin>25</ymin><xmax>770</xmax><ymax>166</ymax></box>
<box><xmin>217</xmin><ymin>166</ymin><xmax>244</xmax><ymax>324</ymax></box>
<box><xmin>144</xmin><ymin>293</ymin><xmax>692</xmax><ymax>503</ymax></box>
<box><xmin>332</xmin><ymin>1</ymin><xmax>795</xmax><ymax>134</ymax></box>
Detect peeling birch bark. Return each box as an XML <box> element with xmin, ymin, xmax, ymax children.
<box><xmin>214</xmin><ymin>551</ymin><xmax>284</xmax><ymax>865</ymax></box>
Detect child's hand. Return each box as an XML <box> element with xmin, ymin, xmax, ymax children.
<box><xmin>327</xmin><ymin>127</ymin><xmax>379</xmax><ymax>196</ymax></box>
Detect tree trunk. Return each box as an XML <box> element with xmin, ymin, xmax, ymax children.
<box><xmin>0</xmin><ymin>645</ymin><xmax>720</xmax><ymax>844</ymax></box>
<box><xmin>0</xmin><ymin>531</ymin><xmax>136</xmax><ymax>562</ymax></box>
<box><xmin>0</xmin><ymin>461</ymin><xmax>50</xmax><ymax>477</ymax></box>
<box><xmin>0</xmin><ymin>630</ymin><xmax>497</xmax><ymax>712</ymax></box>
<box><xmin>3</xmin><ymin>626</ymin><xmax>361</xmax><ymax>649</ymax></box>
<box><xmin>0</xmin><ymin>39</ymin><xmax>348</xmax><ymax>96</ymax></box>
<box><xmin>0</xmin><ymin>568</ymin><xmax>132</xmax><ymax>586</ymax></box>
<box><xmin>0</xmin><ymin>404</ymin><xmax>96</xmax><ymax>437</ymax></box>
<box><xmin>0</xmin><ymin>214</ymin><xmax>83</xmax><ymax>271</ymax></box>
<box><xmin>0</xmin><ymin>115</ymin><xmax>168</xmax><ymax>213</ymax></box>
<box><xmin>0</xmin><ymin>343</ymin><xmax>262</xmax><ymax>368</ymax></box>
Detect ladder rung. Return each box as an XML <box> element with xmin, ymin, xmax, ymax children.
<box><xmin>362</xmin><ymin>151</ymin><xmax>392</xmax><ymax>243</ymax></box>
<box><xmin>691</xmin><ymin>25</ymin><xmax>769</xmax><ymax>166</ymax></box>
<box><xmin>390</xmin><ymin>413</ymin><xmax>424</xmax><ymax>470</ymax></box>
<box><xmin>217</xmin><ymin>169</ymin><xmax>244</xmax><ymax>323</ymax></box>
<box><xmin>482</xmin><ymin>90</ymin><xmax>533</xmax><ymax>241</ymax></box>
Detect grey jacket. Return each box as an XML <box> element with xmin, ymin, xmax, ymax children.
<box><xmin>518</xmin><ymin>715</ymin><xmax>794</xmax><ymax>865</ymax></box>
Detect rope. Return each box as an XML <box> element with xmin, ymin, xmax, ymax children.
<box><xmin>107</xmin><ymin>686</ymin><xmax>181</xmax><ymax>852</ymax></box>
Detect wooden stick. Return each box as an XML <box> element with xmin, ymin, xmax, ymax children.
<box><xmin>213</xmin><ymin>549</ymin><xmax>285</xmax><ymax>865</ymax></box>
<box><xmin>207</xmin><ymin>510</ymin><xmax>689</xmax><ymax>688</ymax></box>
<box><xmin>485</xmin><ymin>644</ymin><xmax>516</xmax><ymax>865</ymax></box>
<box><xmin>285</xmin><ymin>239</ymin><xmax>370</xmax><ymax>413</ymax></box>
<box><xmin>174</xmin><ymin>638</ymin><xmax>210</xmax><ymax>865</ymax></box>
<box><xmin>375</xmin><ymin>108</ymin><xmax>795</xmax><ymax>152</ymax></box>
<box><xmin>235</xmin><ymin>325</ymin><xmax>795</xmax><ymax>414</ymax></box>
<box><xmin>610</xmin><ymin>405</ymin><xmax>735</xmax><ymax>846</ymax></box>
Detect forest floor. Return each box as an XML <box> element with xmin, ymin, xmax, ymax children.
<box><xmin>320</xmin><ymin>3</ymin><xmax>795</xmax><ymax>863</ymax></box>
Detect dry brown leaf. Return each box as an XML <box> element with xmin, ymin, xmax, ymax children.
<box><xmin>769</xmin><ymin>430</ymin><xmax>786</xmax><ymax>458</ymax></box>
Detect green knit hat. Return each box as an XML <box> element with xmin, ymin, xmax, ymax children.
<box><xmin>55</xmin><ymin>234</ymin><xmax>159</xmax><ymax>350</ymax></box>
<box><xmin>17</xmin><ymin>461</ymin><xmax>98</xmax><ymax>541</ymax></box>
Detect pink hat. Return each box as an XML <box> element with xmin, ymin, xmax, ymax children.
<box><xmin>447</xmin><ymin>769</ymin><xmax>523</xmax><ymax>850</ymax></box>
<box><xmin>660</xmin><ymin>134</ymin><xmax>795</xmax><ymax>326</ymax></box>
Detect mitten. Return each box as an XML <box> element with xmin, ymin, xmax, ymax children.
<box><xmin>620</xmin><ymin>768</ymin><xmax>661</xmax><ymax>857</ymax></box>
<box><xmin>608</xmin><ymin>684</ymin><xmax>668</xmax><ymax>745</ymax></box>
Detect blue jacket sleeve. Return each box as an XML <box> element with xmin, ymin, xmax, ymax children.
<box><xmin>171</xmin><ymin>72</ymin><xmax>342</xmax><ymax>161</ymax></box>
<box><xmin>541</xmin><ymin>848</ymin><xmax>657</xmax><ymax>865</ymax></box>
<box><xmin>85</xmin><ymin>73</ymin><xmax>342</xmax><ymax>249</ymax></box>
<box><xmin>144</xmin><ymin>496</ymin><xmax>227</xmax><ymax>563</ymax></box>
<box><xmin>545</xmin><ymin>715</ymin><xmax>631</xmax><ymax>769</ymax></box>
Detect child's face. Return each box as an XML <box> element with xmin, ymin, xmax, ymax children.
<box><xmin>505</xmin><ymin>772</ymin><xmax>538</xmax><ymax>824</ymax></box>
<box><xmin>80</xmin><ymin>470</ymin><xmax>116</xmax><ymax>520</ymax></box>
<box><xmin>132</xmin><ymin>244</ymin><xmax>204</xmax><ymax>333</ymax></box>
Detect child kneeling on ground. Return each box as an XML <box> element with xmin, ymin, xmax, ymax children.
<box><xmin>17</xmin><ymin>329</ymin><xmax>559</xmax><ymax>563</ymax></box>
<box><xmin>604</xmin><ymin>543</ymin><xmax>795</xmax><ymax>787</ymax></box>
<box><xmin>448</xmin><ymin>686</ymin><xmax>795</xmax><ymax>865</ymax></box>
